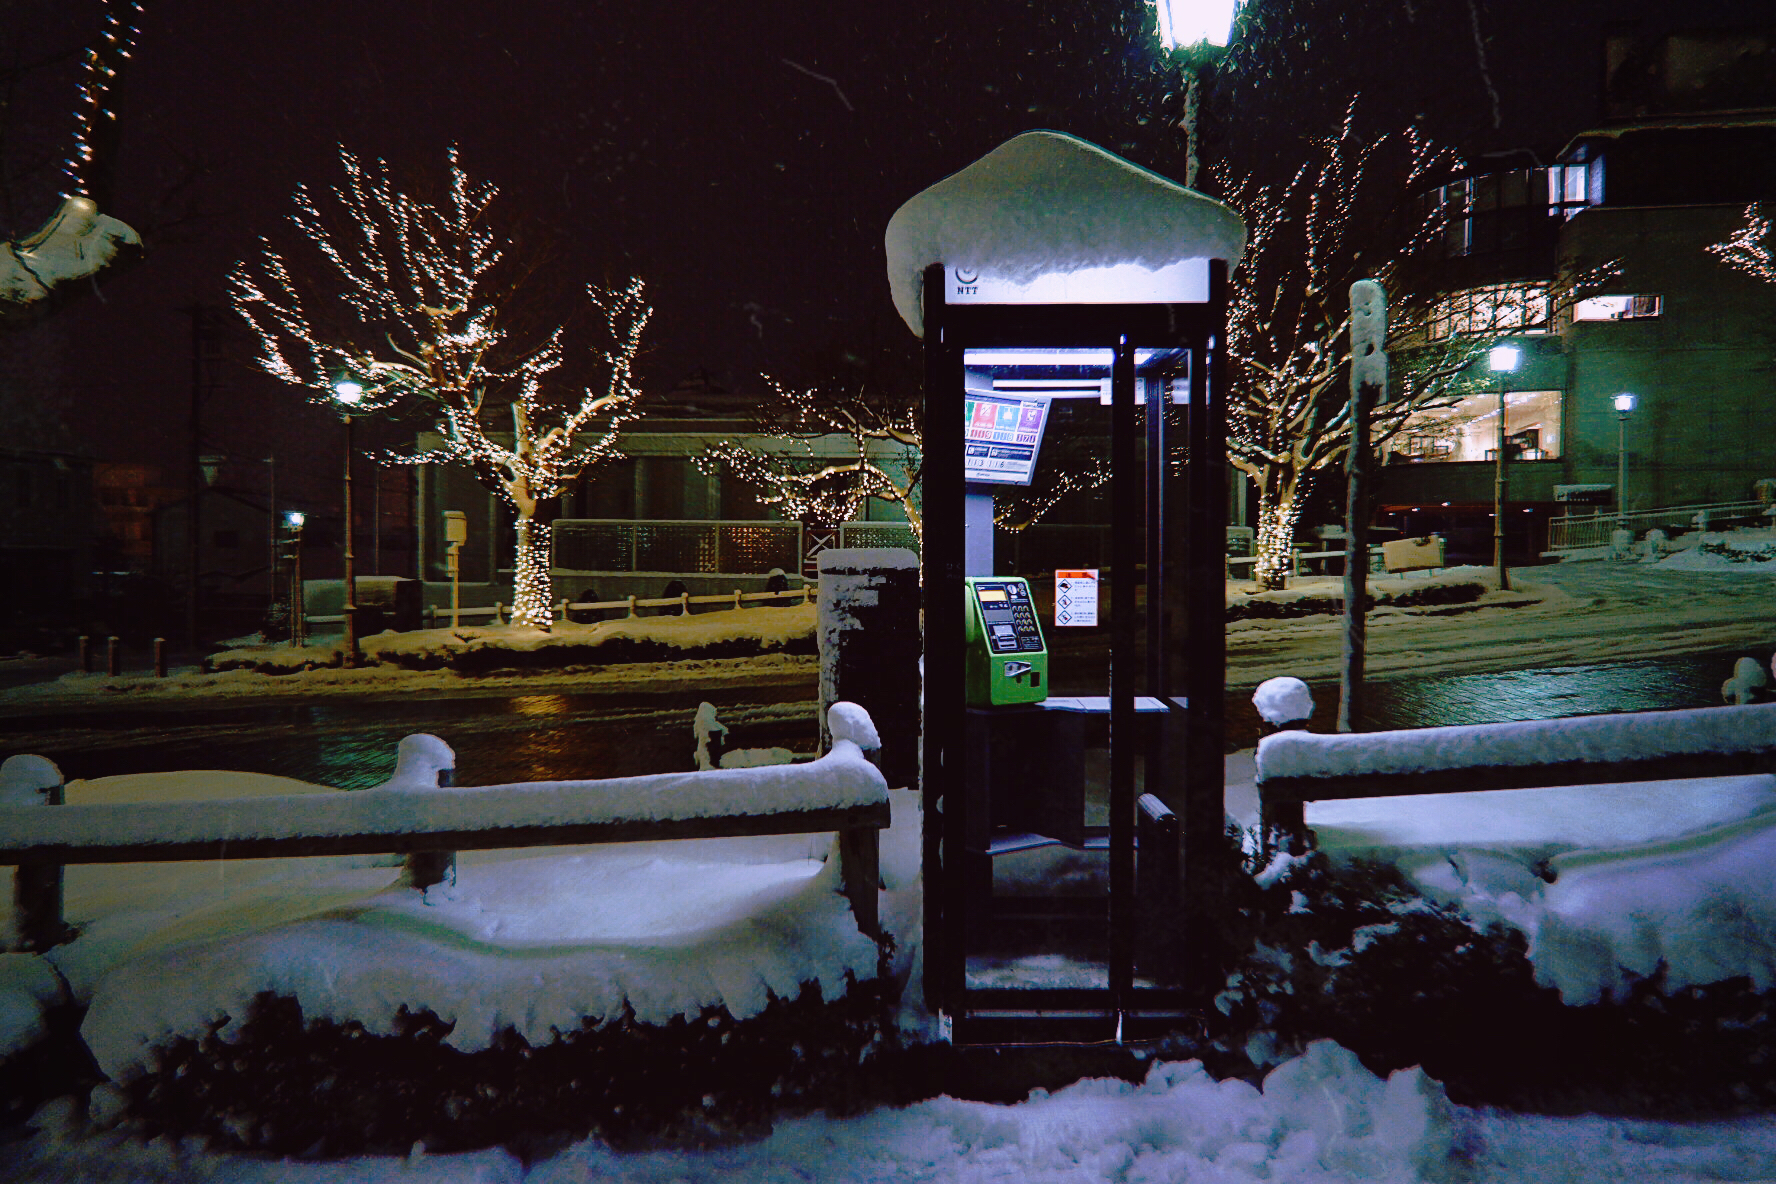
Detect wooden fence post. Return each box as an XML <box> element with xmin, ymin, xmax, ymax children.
<box><xmin>402</xmin><ymin>755</ymin><xmax>459</xmax><ymax>892</ymax></box>
<box><xmin>154</xmin><ymin>637</ymin><xmax>168</xmax><ymax>678</ymax></box>
<box><xmin>837</xmin><ymin>826</ymin><xmax>880</xmax><ymax>940</ymax></box>
<box><xmin>4</xmin><ymin>755</ymin><xmax>67</xmax><ymax>952</ymax></box>
<box><xmin>107</xmin><ymin>635</ymin><xmax>120</xmax><ymax>676</ymax></box>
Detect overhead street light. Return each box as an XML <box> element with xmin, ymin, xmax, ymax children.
<box><xmin>1154</xmin><ymin>0</ymin><xmax>1241</xmax><ymax>48</ymax></box>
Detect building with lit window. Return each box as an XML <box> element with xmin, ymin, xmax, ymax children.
<box><xmin>1374</xmin><ymin>27</ymin><xmax>1776</xmax><ymax>560</ymax></box>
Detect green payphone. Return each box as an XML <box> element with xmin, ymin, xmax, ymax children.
<box><xmin>963</xmin><ymin>577</ymin><xmax>1048</xmax><ymax>706</ymax></box>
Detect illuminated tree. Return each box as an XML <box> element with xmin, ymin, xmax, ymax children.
<box><xmin>1218</xmin><ymin>105</ymin><xmax>1500</xmax><ymax>589</ymax></box>
<box><xmin>1710</xmin><ymin>204</ymin><xmax>1776</xmax><ymax>284</ymax></box>
<box><xmin>697</xmin><ymin>376</ymin><xmax>923</xmax><ymax>543</ymax></box>
<box><xmin>230</xmin><ymin>147</ymin><xmax>650</xmax><ymax>631</ymax></box>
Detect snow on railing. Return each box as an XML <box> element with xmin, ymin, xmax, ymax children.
<box><xmin>1546</xmin><ymin>499</ymin><xmax>1767</xmax><ymax>552</ymax></box>
<box><xmin>1255</xmin><ymin>701</ymin><xmax>1776</xmax><ymax>841</ymax></box>
<box><xmin>2</xmin><ymin>705</ymin><xmax>890</xmax><ymax>951</ymax></box>
<box><xmin>298</xmin><ymin>586</ymin><xmax>817</xmax><ymax>629</ymax></box>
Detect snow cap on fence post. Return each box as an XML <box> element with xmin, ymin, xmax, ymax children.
<box><xmin>828</xmin><ymin>702</ymin><xmax>882</xmax><ymax>752</ymax></box>
<box><xmin>1254</xmin><ymin>677</ymin><xmax>1315</xmax><ymax>731</ymax></box>
<box><xmin>384</xmin><ymin>733</ymin><xmax>456</xmax><ymax>789</ymax></box>
<box><xmin>0</xmin><ymin>755</ymin><xmax>63</xmax><ymax>806</ymax></box>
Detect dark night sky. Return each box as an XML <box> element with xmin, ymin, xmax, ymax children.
<box><xmin>3</xmin><ymin>0</ymin><xmax>1769</xmax><ymax>511</ymax></box>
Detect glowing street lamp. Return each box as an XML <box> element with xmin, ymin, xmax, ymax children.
<box><xmin>333</xmin><ymin>379</ymin><xmax>364</xmax><ymax>667</ymax></box>
<box><xmin>283</xmin><ymin>510</ymin><xmax>307</xmax><ymax>647</ymax></box>
<box><xmin>1153</xmin><ymin>0</ymin><xmax>1243</xmax><ymax>189</ymax></box>
<box><xmin>1614</xmin><ymin>392</ymin><xmax>1637</xmax><ymax>527</ymax></box>
<box><xmin>1154</xmin><ymin>0</ymin><xmax>1240</xmax><ymax>48</ymax></box>
<box><xmin>1489</xmin><ymin>343</ymin><xmax>1521</xmax><ymax>591</ymax></box>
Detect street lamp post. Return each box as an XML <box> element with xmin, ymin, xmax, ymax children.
<box><xmin>1489</xmin><ymin>343</ymin><xmax>1521</xmax><ymax>592</ymax></box>
<box><xmin>1614</xmin><ymin>392</ymin><xmax>1637</xmax><ymax>528</ymax></box>
<box><xmin>284</xmin><ymin>511</ymin><xmax>306</xmax><ymax>647</ymax></box>
<box><xmin>1153</xmin><ymin>1</ymin><xmax>1241</xmax><ymax>188</ymax></box>
<box><xmin>333</xmin><ymin>380</ymin><xmax>365</xmax><ymax>667</ymax></box>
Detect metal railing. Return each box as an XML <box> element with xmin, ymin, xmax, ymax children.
<box><xmin>549</xmin><ymin>519</ymin><xmax>920</xmax><ymax>575</ymax></box>
<box><xmin>551</xmin><ymin>519</ymin><xmax>802</xmax><ymax>575</ymax></box>
<box><xmin>1546</xmin><ymin>500</ymin><xmax>1769</xmax><ymax>551</ymax></box>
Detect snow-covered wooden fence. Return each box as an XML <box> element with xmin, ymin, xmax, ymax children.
<box><xmin>1256</xmin><ymin>702</ymin><xmax>1776</xmax><ymax>842</ymax></box>
<box><xmin>1</xmin><ymin>705</ymin><xmax>890</xmax><ymax>952</ymax></box>
<box><xmin>302</xmin><ymin>585</ymin><xmax>817</xmax><ymax>629</ymax></box>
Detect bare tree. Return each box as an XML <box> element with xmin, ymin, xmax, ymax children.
<box><xmin>697</xmin><ymin>376</ymin><xmax>923</xmax><ymax>543</ymax></box>
<box><xmin>1217</xmin><ymin>104</ymin><xmax>1518</xmax><ymax>589</ymax></box>
<box><xmin>230</xmin><ymin>147</ymin><xmax>650</xmax><ymax>631</ymax></box>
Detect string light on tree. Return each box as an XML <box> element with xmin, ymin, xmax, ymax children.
<box><xmin>697</xmin><ymin>377</ymin><xmax>924</xmax><ymax>543</ymax></box>
<box><xmin>63</xmin><ymin>0</ymin><xmax>142</xmax><ymax>201</ymax></box>
<box><xmin>230</xmin><ymin>148</ymin><xmax>650</xmax><ymax>632</ymax></box>
<box><xmin>1711</xmin><ymin>204</ymin><xmax>1776</xmax><ymax>285</ymax></box>
<box><xmin>1216</xmin><ymin>101</ymin><xmax>1614</xmax><ymax>590</ymax></box>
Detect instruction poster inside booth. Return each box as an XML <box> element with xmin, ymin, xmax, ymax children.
<box><xmin>1054</xmin><ymin>569</ymin><xmax>1099</xmax><ymax>627</ymax></box>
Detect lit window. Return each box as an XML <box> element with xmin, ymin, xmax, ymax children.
<box><xmin>1572</xmin><ymin>295</ymin><xmax>1662</xmax><ymax>321</ymax></box>
<box><xmin>1389</xmin><ymin>390</ymin><xmax>1563</xmax><ymax>464</ymax></box>
<box><xmin>1428</xmin><ymin>284</ymin><xmax>1551</xmax><ymax>340</ymax></box>
<box><xmin>1546</xmin><ymin>165</ymin><xmax>1588</xmax><ymax>217</ymax></box>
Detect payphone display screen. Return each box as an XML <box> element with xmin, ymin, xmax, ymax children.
<box><xmin>972</xmin><ymin>580</ymin><xmax>1043</xmax><ymax>654</ymax></box>
<box><xmin>963</xmin><ymin>391</ymin><xmax>1049</xmax><ymax>485</ymax></box>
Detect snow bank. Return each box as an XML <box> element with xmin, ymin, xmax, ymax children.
<box><xmin>0</xmin><ymin>952</ymin><xmax>64</xmax><ymax>1057</ymax></box>
<box><xmin>214</xmin><ymin>604</ymin><xmax>817</xmax><ymax>675</ymax></box>
<box><xmin>1307</xmin><ymin>764</ymin><xmax>1776</xmax><ymax>1003</ymax></box>
<box><xmin>79</xmin><ymin>845</ymin><xmax>879</xmax><ymax>1082</ymax></box>
<box><xmin>1258</xmin><ymin>701</ymin><xmax>1776</xmax><ymax>781</ymax></box>
<box><xmin>544</xmin><ymin>1040</ymin><xmax>1451</xmax><ymax>1183</ymax></box>
<box><xmin>27</xmin><ymin>1038</ymin><xmax>1776</xmax><ymax>1181</ymax></box>
<box><xmin>885</xmin><ymin>130</ymin><xmax>1245</xmax><ymax>336</ymax></box>
<box><xmin>1656</xmin><ymin>530</ymin><xmax>1776</xmax><ymax>572</ymax></box>
<box><xmin>1533</xmin><ymin>811</ymin><xmax>1776</xmax><ymax>1003</ymax></box>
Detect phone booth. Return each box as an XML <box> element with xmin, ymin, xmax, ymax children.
<box><xmin>887</xmin><ymin>132</ymin><xmax>1245</xmax><ymax>1042</ymax></box>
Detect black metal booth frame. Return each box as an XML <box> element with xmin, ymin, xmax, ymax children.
<box><xmin>920</xmin><ymin>260</ymin><xmax>1231</xmax><ymax>1043</ymax></box>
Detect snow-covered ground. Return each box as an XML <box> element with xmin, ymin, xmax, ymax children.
<box><xmin>7</xmin><ymin>550</ymin><xmax>1776</xmax><ymax>1179</ymax></box>
<box><xmin>17</xmin><ymin>1036</ymin><xmax>1776</xmax><ymax>1182</ymax></box>
<box><xmin>15</xmin><ymin>700</ymin><xmax>1776</xmax><ymax>1178</ymax></box>
<box><xmin>5</xmin><ymin>547</ymin><xmax>1772</xmax><ymax>718</ymax></box>
<box><xmin>1226</xmin><ymin>546</ymin><xmax>1776</xmax><ymax>687</ymax></box>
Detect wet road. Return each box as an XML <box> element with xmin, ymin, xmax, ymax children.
<box><xmin>0</xmin><ymin>686</ymin><xmax>819</xmax><ymax>788</ymax></box>
<box><xmin>0</xmin><ymin>647</ymin><xmax>1757</xmax><ymax>786</ymax></box>
<box><xmin>1229</xmin><ymin>646</ymin><xmax>1743</xmax><ymax>751</ymax></box>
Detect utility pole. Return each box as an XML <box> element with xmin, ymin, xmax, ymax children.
<box><xmin>179</xmin><ymin>304</ymin><xmax>214</xmax><ymax>653</ymax></box>
<box><xmin>1340</xmin><ymin>279</ymin><xmax>1386</xmax><ymax>734</ymax></box>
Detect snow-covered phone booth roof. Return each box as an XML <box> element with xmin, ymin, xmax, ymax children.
<box><xmin>884</xmin><ymin>130</ymin><xmax>1245</xmax><ymax>336</ymax></box>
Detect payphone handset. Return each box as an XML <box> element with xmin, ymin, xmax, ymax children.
<box><xmin>963</xmin><ymin>577</ymin><xmax>1049</xmax><ymax>706</ymax></box>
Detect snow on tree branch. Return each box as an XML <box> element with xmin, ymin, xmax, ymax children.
<box><xmin>1</xmin><ymin>2</ymin><xmax>143</xmax><ymax>325</ymax></box>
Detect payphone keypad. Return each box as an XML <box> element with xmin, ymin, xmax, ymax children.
<box><xmin>974</xmin><ymin>581</ymin><xmax>1044</xmax><ymax>654</ymax></box>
